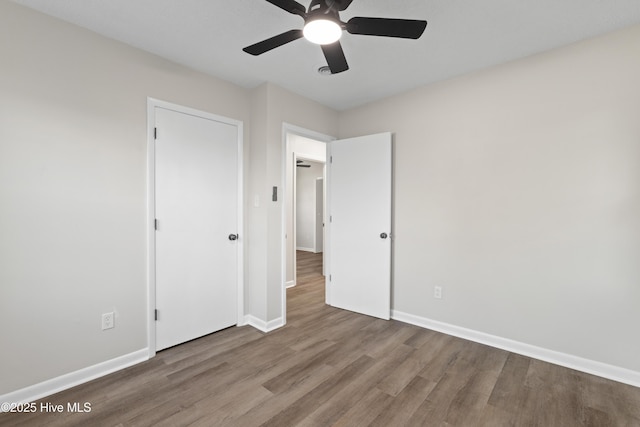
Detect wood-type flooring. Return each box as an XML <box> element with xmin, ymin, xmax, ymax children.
<box><xmin>1</xmin><ymin>251</ymin><xmax>639</xmax><ymax>426</ymax></box>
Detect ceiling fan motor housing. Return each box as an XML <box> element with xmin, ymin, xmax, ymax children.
<box><xmin>306</xmin><ymin>0</ymin><xmax>343</xmax><ymax>25</ymax></box>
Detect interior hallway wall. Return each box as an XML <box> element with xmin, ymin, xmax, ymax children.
<box><xmin>296</xmin><ymin>162</ymin><xmax>324</xmax><ymax>252</ymax></box>
<box><xmin>252</xmin><ymin>84</ymin><xmax>338</xmax><ymax>323</ymax></box>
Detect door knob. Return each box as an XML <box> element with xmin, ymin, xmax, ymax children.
<box><xmin>380</xmin><ymin>233</ymin><xmax>388</xmax><ymax>239</ymax></box>
<box><xmin>228</xmin><ymin>234</ymin><xmax>238</xmax><ymax>241</ymax></box>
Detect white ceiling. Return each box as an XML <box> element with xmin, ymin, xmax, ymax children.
<box><xmin>12</xmin><ymin>0</ymin><xmax>640</xmax><ymax>110</ymax></box>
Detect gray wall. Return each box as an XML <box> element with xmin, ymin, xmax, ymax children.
<box><xmin>0</xmin><ymin>1</ymin><xmax>249</xmax><ymax>394</ymax></box>
<box><xmin>339</xmin><ymin>24</ymin><xmax>640</xmax><ymax>373</ymax></box>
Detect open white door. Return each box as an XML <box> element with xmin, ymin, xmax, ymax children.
<box><xmin>326</xmin><ymin>132</ymin><xmax>392</xmax><ymax>320</ymax></box>
<box><xmin>154</xmin><ymin>106</ymin><xmax>239</xmax><ymax>351</ymax></box>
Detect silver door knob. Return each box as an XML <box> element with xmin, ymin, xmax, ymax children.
<box><xmin>228</xmin><ymin>234</ymin><xmax>238</xmax><ymax>241</ymax></box>
<box><xmin>380</xmin><ymin>233</ymin><xmax>388</xmax><ymax>239</ymax></box>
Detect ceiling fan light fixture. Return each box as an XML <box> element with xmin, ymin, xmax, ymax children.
<box><xmin>303</xmin><ymin>18</ymin><xmax>342</xmax><ymax>45</ymax></box>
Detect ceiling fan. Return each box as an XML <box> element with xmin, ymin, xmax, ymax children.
<box><xmin>243</xmin><ymin>0</ymin><xmax>427</xmax><ymax>74</ymax></box>
<box><xmin>296</xmin><ymin>160</ymin><xmax>311</xmax><ymax>168</ymax></box>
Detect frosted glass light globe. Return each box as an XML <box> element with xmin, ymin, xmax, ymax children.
<box><xmin>303</xmin><ymin>19</ymin><xmax>342</xmax><ymax>45</ymax></box>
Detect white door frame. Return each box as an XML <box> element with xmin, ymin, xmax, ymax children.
<box><xmin>281</xmin><ymin>123</ymin><xmax>334</xmax><ymax>324</ymax></box>
<box><xmin>147</xmin><ymin>98</ymin><xmax>244</xmax><ymax>358</ymax></box>
<box><xmin>314</xmin><ymin>177</ymin><xmax>324</xmax><ymax>254</ymax></box>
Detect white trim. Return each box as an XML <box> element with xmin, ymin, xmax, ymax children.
<box><xmin>392</xmin><ymin>310</ymin><xmax>640</xmax><ymax>388</ymax></box>
<box><xmin>284</xmin><ymin>123</ymin><xmax>336</xmax><ymax>144</ymax></box>
<box><xmin>325</xmin><ymin>143</ymin><xmax>332</xmax><ymax>306</ymax></box>
<box><xmin>147</xmin><ymin>98</ymin><xmax>244</xmax><ymax>357</ymax></box>
<box><xmin>236</xmin><ymin>116</ymin><xmax>245</xmax><ymax>331</ymax></box>
<box><xmin>281</xmin><ymin>123</ymin><xmax>335</xmax><ymax>329</ymax></box>
<box><xmin>146</xmin><ymin>100</ymin><xmax>157</xmax><ymax>358</ymax></box>
<box><xmin>0</xmin><ymin>349</ymin><xmax>148</xmax><ymax>405</ymax></box>
<box><xmin>244</xmin><ymin>315</ymin><xmax>286</xmax><ymax>333</ymax></box>
<box><xmin>286</xmin><ymin>280</ymin><xmax>296</xmax><ymax>289</ymax></box>
<box><xmin>292</xmin><ymin>151</ymin><xmax>297</xmax><ymax>290</ymax></box>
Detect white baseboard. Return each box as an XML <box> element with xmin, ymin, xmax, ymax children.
<box><xmin>392</xmin><ymin>310</ymin><xmax>640</xmax><ymax>389</ymax></box>
<box><xmin>286</xmin><ymin>280</ymin><xmax>296</xmax><ymax>289</ymax></box>
<box><xmin>0</xmin><ymin>349</ymin><xmax>149</xmax><ymax>406</ymax></box>
<box><xmin>244</xmin><ymin>315</ymin><xmax>285</xmax><ymax>333</ymax></box>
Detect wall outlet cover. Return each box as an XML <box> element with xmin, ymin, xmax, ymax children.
<box><xmin>102</xmin><ymin>312</ymin><xmax>115</xmax><ymax>330</ymax></box>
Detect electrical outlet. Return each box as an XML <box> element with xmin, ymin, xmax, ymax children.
<box><xmin>434</xmin><ymin>286</ymin><xmax>442</xmax><ymax>299</ymax></box>
<box><xmin>102</xmin><ymin>312</ymin><xmax>115</xmax><ymax>330</ymax></box>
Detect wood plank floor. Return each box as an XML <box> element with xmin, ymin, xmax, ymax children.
<box><xmin>2</xmin><ymin>250</ymin><xmax>639</xmax><ymax>426</ymax></box>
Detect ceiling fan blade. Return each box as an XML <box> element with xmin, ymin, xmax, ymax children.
<box><xmin>243</xmin><ymin>29</ymin><xmax>304</xmax><ymax>56</ymax></box>
<box><xmin>331</xmin><ymin>0</ymin><xmax>354</xmax><ymax>11</ymax></box>
<box><xmin>346</xmin><ymin>17</ymin><xmax>427</xmax><ymax>39</ymax></box>
<box><xmin>321</xmin><ymin>41</ymin><xmax>349</xmax><ymax>74</ymax></box>
<box><xmin>265</xmin><ymin>0</ymin><xmax>306</xmax><ymax>17</ymax></box>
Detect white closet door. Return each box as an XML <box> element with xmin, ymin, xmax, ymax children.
<box><xmin>155</xmin><ymin>106</ymin><xmax>238</xmax><ymax>350</ymax></box>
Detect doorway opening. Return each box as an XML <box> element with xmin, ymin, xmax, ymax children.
<box><xmin>294</xmin><ymin>158</ymin><xmax>325</xmax><ymax>279</ymax></box>
<box><xmin>282</xmin><ymin>125</ymin><xmax>334</xmax><ymax>323</ymax></box>
<box><xmin>281</xmin><ymin>126</ymin><xmax>393</xmax><ymax>324</ymax></box>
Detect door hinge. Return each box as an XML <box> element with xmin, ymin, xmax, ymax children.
<box><xmin>154</xmin><ymin>127</ymin><xmax>157</xmax><ymax>140</ymax></box>
<box><xmin>154</xmin><ymin>309</ymin><xmax>158</xmax><ymax>321</ymax></box>
<box><xmin>330</xmin><ymin>156</ymin><xmax>333</xmax><ymax>163</ymax></box>
<box><xmin>329</xmin><ymin>274</ymin><xmax>332</xmax><ymax>282</ymax></box>
<box><xmin>330</xmin><ymin>215</ymin><xmax>333</xmax><ymax>223</ymax></box>
<box><xmin>154</xmin><ymin>219</ymin><xmax>158</xmax><ymax>230</ymax></box>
